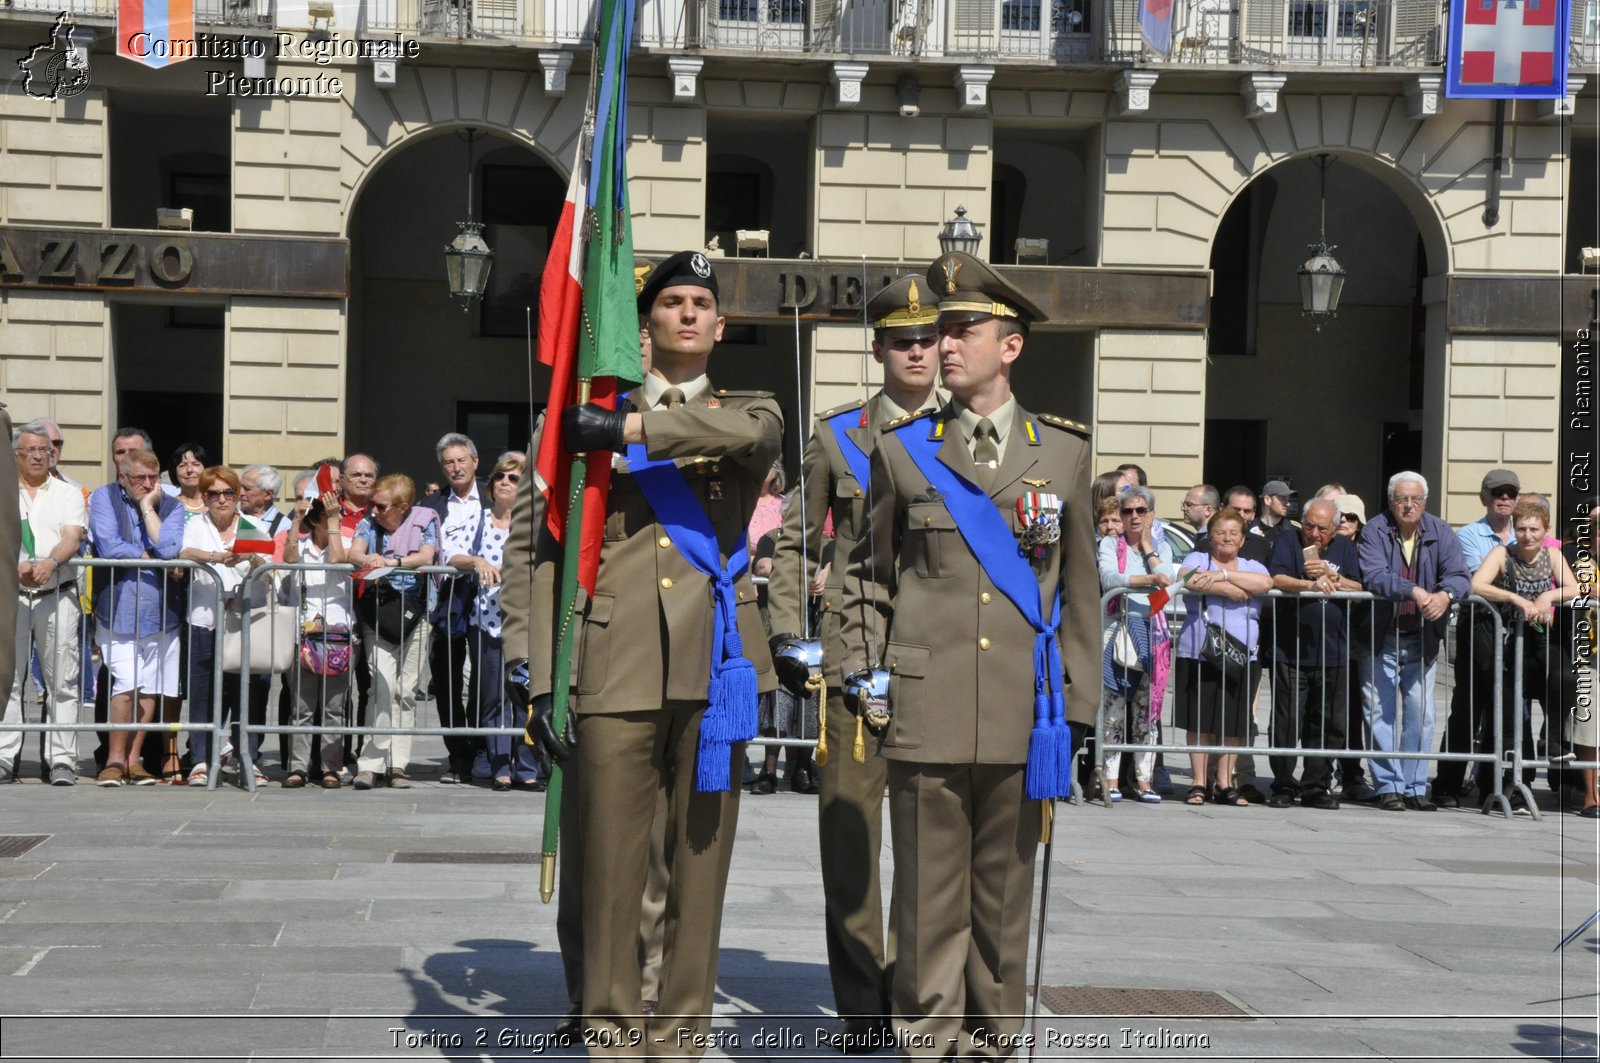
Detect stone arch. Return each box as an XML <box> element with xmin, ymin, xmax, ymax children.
<box><xmin>337</xmin><ymin>62</ymin><xmax>589</xmax><ymax>236</ymax></box>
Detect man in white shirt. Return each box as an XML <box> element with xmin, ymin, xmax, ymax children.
<box><xmin>5</xmin><ymin>420</ymin><xmax>86</xmax><ymax>785</ymax></box>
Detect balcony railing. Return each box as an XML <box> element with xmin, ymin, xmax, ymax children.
<box><xmin>5</xmin><ymin>0</ymin><xmax>274</xmax><ymax>28</ymax></box>
<box><xmin>4</xmin><ymin>0</ymin><xmax>1593</xmax><ymax>69</ymax></box>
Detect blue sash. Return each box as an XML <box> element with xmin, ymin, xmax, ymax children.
<box><xmin>625</xmin><ymin>444</ymin><xmax>757</xmax><ymax>792</ymax></box>
<box><xmin>893</xmin><ymin>422</ymin><xmax>1071</xmax><ymax>800</ymax></box>
<box><xmin>825</xmin><ymin>408</ymin><xmax>872</xmax><ymax>492</ymax></box>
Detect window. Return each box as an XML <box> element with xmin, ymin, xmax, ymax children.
<box><xmin>719</xmin><ymin>0</ymin><xmax>805</xmax><ymax>22</ymax></box>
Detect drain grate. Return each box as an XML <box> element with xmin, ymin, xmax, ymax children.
<box><xmin>0</xmin><ymin>835</ymin><xmax>48</xmax><ymax>859</ymax></box>
<box><xmin>1036</xmin><ymin>986</ymin><xmax>1250</xmax><ymax>1020</ymax></box>
<box><xmin>393</xmin><ymin>851</ymin><xmax>535</xmax><ymax>864</ymax></box>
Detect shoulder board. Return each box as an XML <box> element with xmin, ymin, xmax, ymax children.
<box><xmin>714</xmin><ymin>388</ymin><xmax>777</xmax><ymax>399</ymax></box>
<box><xmin>1036</xmin><ymin>413</ymin><xmax>1091</xmax><ymax>437</ymax></box>
<box><xmin>816</xmin><ymin>398</ymin><xmax>868</xmax><ymax>421</ymax></box>
<box><xmin>883</xmin><ymin>408</ymin><xmax>939</xmax><ymax>433</ymax></box>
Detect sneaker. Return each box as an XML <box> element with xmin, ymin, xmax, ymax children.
<box><xmin>353</xmin><ymin>771</ymin><xmax>377</xmax><ymax>790</ymax></box>
<box><xmin>49</xmin><ymin>765</ymin><xmax>76</xmax><ymax>787</ymax></box>
<box><xmin>388</xmin><ymin>770</ymin><xmax>412</xmax><ymax>789</ymax></box>
<box><xmin>96</xmin><ymin>764</ymin><xmax>125</xmax><ymax>788</ymax></box>
<box><xmin>127</xmin><ymin>764</ymin><xmax>157</xmax><ymax>786</ymax></box>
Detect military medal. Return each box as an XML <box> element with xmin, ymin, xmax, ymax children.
<box><xmin>1016</xmin><ymin>491</ymin><xmax>1062</xmax><ymax>558</ymax></box>
<box><xmin>709</xmin><ymin>479</ymin><xmax>725</xmax><ymax>500</ymax></box>
<box><xmin>706</xmin><ymin>397</ymin><xmax>721</xmax><ymax>408</ymax></box>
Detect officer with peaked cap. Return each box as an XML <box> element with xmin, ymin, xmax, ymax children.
<box><xmin>521</xmin><ymin>249</ymin><xmax>782</xmax><ymax>1059</ymax></box>
<box><xmin>839</xmin><ymin>251</ymin><xmax>1100</xmax><ymax>1056</ymax></box>
<box><xmin>768</xmin><ymin>274</ymin><xmax>945</xmax><ymax>1051</ymax></box>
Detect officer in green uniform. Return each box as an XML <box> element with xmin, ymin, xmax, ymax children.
<box><xmin>525</xmin><ymin>251</ymin><xmax>782</xmax><ymax>1059</ymax></box>
<box><xmin>839</xmin><ymin>252</ymin><xmax>1099</xmax><ymax>1057</ymax></box>
<box><xmin>768</xmin><ymin>275</ymin><xmax>943</xmax><ymax>1050</ymax></box>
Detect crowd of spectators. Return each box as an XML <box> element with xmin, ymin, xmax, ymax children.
<box><xmin>3</xmin><ymin>422</ymin><xmax>541</xmax><ymax>792</ymax></box>
<box><xmin>1095</xmin><ymin>465</ymin><xmax>1598</xmax><ymax>816</ymax></box>
<box><xmin>7</xmin><ymin>420</ymin><xmax>1596</xmax><ymax>818</ymax></box>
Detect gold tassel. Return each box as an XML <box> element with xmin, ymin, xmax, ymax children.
<box><xmin>852</xmin><ymin>714</ymin><xmax>866</xmax><ymax>764</ymax></box>
<box><xmin>809</xmin><ymin>674</ymin><xmax>829</xmax><ymax>767</ymax></box>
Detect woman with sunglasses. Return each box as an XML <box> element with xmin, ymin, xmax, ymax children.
<box><xmin>1096</xmin><ymin>485</ymin><xmax>1175</xmax><ymax>802</ymax></box>
<box><xmin>444</xmin><ymin>456</ymin><xmax>540</xmax><ymax>791</ymax></box>
<box><xmin>179</xmin><ymin>466</ymin><xmax>270</xmax><ymax>785</ymax></box>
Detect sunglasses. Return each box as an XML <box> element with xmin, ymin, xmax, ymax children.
<box><xmin>492</xmin><ymin>471</ymin><xmax>521</xmax><ymax>484</ymax></box>
<box><xmin>1340</xmin><ymin>513</ymin><xmax>1359</xmax><ymax>523</ymax></box>
<box><xmin>1490</xmin><ymin>487</ymin><xmax>1519</xmax><ymax>500</ymax></box>
<box><xmin>50</xmin><ymin>439</ymin><xmax>63</xmax><ymax>450</ymax></box>
<box><xmin>205</xmin><ymin>488</ymin><xmax>237</xmax><ymax>500</ymax></box>
<box><xmin>370</xmin><ymin>501</ymin><xmax>396</xmax><ymax>513</ymax></box>
<box><xmin>1120</xmin><ymin>506</ymin><xmax>1150</xmax><ymax>516</ymax></box>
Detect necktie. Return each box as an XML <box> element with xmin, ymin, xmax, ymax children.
<box><xmin>973</xmin><ymin>417</ymin><xmax>1000</xmax><ymax>492</ymax></box>
<box><xmin>661</xmin><ymin>387</ymin><xmax>686</xmax><ymax>409</ymax></box>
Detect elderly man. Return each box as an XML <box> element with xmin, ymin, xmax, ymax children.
<box><xmin>0</xmin><ymin>406</ymin><xmax>17</xmax><ymax>734</ymax></box>
<box><xmin>1432</xmin><ymin>469</ymin><xmax>1520</xmax><ymax>807</ymax></box>
<box><xmin>841</xmin><ymin>253</ymin><xmax>1098</xmax><ymax>1055</ymax></box>
<box><xmin>1266</xmin><ymin>498</ymin><xmax>1363</xmax><ymax>809</ymax></box>
<box><xmin>1357</xmin><ymin>472</ymin><xmax>1471</xmax><ymax>811</ymax></box>
<box><xmin>422</xmin><ymin>435</ymin><xmax>487</xmax><ymax>783</ymax></box>
<box><xmin>239</xmin><ymin>465</ymin><xmax>290</xmax><ymax>539</ymax></box>
<box><xmin>4</xmin><ymin>420</ymin><xmax>84</xmax><ymax>784</ymax></box>
<box><xmin>87</xmin><ymin>447</ymin><xmax>185</xmax><ymax>786</ymax></box>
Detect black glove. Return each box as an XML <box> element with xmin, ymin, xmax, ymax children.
<box><xmin>526</xmin><ymin>693</ymin><xmax>575</xmax><ymax>763</ymax></box>
<box><xmin>769</xmin><ymin>633</ymin><xmax>812</xmax><ymax>695</ymax></box>
<box><xmin>508</xmin><ymin>658</ymin><xmax>574</xmax><ymax>763</ymax></box>
<box><xmin>561</xmin><ymin>402</ymin><xmax>628</xmax><ymax>454</ymax></box>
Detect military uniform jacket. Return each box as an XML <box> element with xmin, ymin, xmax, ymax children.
<box><xmin>499</xmin><ymin>412</ymin><xmax>546</xmax><ymax>669</ymax></box>
<box><xmin>525</xmin><ymin>387</ymin><xmax>783</xmax><ymax>712</ymax></box>
<box><xmin>839</xmin><ymin>403</ymin><xmax>1099</xmax><ymax>764</ymax></box>
<box><xmin>766</xmin><ymin>393</ymin><xmax>899</xmax><ymax>690</ymax></box>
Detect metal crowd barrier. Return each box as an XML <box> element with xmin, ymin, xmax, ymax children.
<box><xmin>1093</xmin><ymin>585</ymin><xmax>1531</xmax><ymax>817</ymax></box>
<box><xmin>1501</xmin><ymin>598</ymin><xmax>1599</xmax><ymax>822</ymax></box>
<box><xmin>3</xmin><ymin>557</ymin><xmax>229</xmax><ymax>790</ymax></box>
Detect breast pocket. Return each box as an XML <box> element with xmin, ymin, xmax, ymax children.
<box><xmin>884</xmin><ymin>640</ymin><xmax>930</xmax><ymax>749</ymax></box>
<box><xmin>576</xmin><ymin>592</ymin><xmax>614</xmax><ymax>695</ymax></box>
<box><xmin>833</xmin><ymin>477</ymin><xmax>866</xmax><ymax>541</ymax></box>
<box><xmin>905</xmin><ymin>502</ymin><xmax>958</xmax><ymax>580</ymax></box>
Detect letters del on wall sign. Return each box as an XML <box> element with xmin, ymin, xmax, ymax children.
<box><xmin>0</xmin><ymin>227</ymin><xmax>349</xmax><ymax>299</ymax></box>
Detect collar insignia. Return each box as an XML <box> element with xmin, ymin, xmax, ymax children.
<box><xmin>1023</xmin><ymin>477</ymin><xmax>1051</xmax><ymax>488</ymax></box>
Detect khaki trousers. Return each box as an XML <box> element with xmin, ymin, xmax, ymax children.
<box><xmin>356</xmin><ymin>620</ymin><xmax>423</xmax><ymax>774</ymax></box>
<box><xmin>576</xmin><ymin>704</ymin><xmax>743</xmax><ymax>1061</ymax></box>
<box><xmin>1</xmin><ymin>588</ymin><xmax>82</xmax><ymax>769</ymax></box>
<box><xmin>887</xmin><ymin>762</ymin><xmax>1039</xmax><ymax>1061</ymax></box>
<box><xmin>818</xmin><ymin>688</ymin><xmax>892</xmax><ymax>1019</ymax></box>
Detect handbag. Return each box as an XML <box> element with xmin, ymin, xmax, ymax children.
<box><xmin>1196</xmin><ymin>559</ymin><xmax>1250</xmax><ymax>674</ymax></box>
<box><xmin>220</xmin><ymin>603</ymin><xmax>297</xmax><ymax>674</ymax></box>
<box><xmin>299</xmin><ymin>618</ymin><xmax>352</xmax><ymax>677</ymax></box>
<box><xmin>1112</xmin><ymin>616</ymin><xmax>1141</xmax><ymax>670</ymax></box>
<box><xmin>358</xmin><ymin>579</ymin><xmax>425</xmax><ymax>645</ymax></box>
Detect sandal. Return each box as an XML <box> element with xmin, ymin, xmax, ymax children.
<box><xmin>282</xmin><ymin>772</ymin><xmax>307</xmax><ymax>789</ymax></box>
<box><xmin>1185</xmin><ymin>785</ymin><xmax>1208</xmax><ymax>805</ymax></box>
<box><xmin>187</xmin><ymin>763</ymin><xmax>209</xmax><ymax>786</ymax></box>
<box><xmin>1212</xmin><ymin>784</ymin><xmax>1248</xmax><ymax>807</ymax></box>
<box><xmin>321</xmin><ymin>773</ymin><xmax>342</xmax><ymax>790</ymax></box>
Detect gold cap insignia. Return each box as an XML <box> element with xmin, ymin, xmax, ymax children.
<box><xmin>941</xmin><ymin>256</ymin><xmax>961</xmax><ymax>295</ymax></box>
<box><xmin>634</xmin><ymin>264</ymin><xmax>653</xmax><ymax>295</ymax></box>
<box><xmin>907</xmin><ymin>280</ymin><xmax>921</xmax><ymax>316</ymax></box>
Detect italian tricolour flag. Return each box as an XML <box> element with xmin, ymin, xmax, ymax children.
<box><xmin>233</xmin><ymin>516</ymin><xmax>276</xmax><ymax>555</ymax></box>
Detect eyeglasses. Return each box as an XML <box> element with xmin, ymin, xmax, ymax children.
<box><xmin>123</xmin><ymin>472</ymin><xmax>158</xmax><ymax>483</ymax></box>
<box><xmin>1393</xmin><ymin>496</ymin><xmax>1426</xmax><ymax>507</ymax></box>
<box><xmin>205</xmin><ymin>489</ymin><xmax>237</xmax><ymax>500</ymax></box>
<box><xmin>1120</xmin><ymin>506</ymin><xmax>1150</xmax><ymax>516</ymax></box>
<box><xmin>492</xmin><ymin>471</ymin><xmax>521</xmax><ymax>484</ymax></box>
<box><xmin>17</xmin><ymin>447</ymin><xmax>51</xmax><ymax>457</ymax></box>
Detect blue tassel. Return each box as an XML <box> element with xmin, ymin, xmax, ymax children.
<box><xmin>1054</xmin><ymin>719</ymin><xmax>1074</xmax><ymax>797</ymax></box>
<box><xmin>1025</xmin><ymin>721</ymin><xmax>1060</xmax><ymax>800</ymax></box>
<box><xmin>696</xmin><ymin>729</ymin><xmax>731</xmax><ymax>792</ymax></box>
<box><xmin>696</xmin><ymin>656</ymin><xmax>759</xmax><ymax>792</ymax></box>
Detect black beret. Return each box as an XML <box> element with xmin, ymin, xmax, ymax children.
<box><xmin>637</xmin><ymin>250</ymin><xmax>719</xmax><ymax>314</ymax></box>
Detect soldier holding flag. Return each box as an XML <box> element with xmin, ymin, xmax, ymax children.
<box><xmin>839</xmin><ymin>252</ymin><xmax>1099</xmax><ymax>1055</ymax></box>
<box><xmin>526</xmin><ymin>251</ymin><xmax>782</xmax><ymax>1057</ymax></box>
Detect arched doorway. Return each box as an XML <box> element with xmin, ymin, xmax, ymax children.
<box><xmin>346</xmin><ymin>130</ymin><xmax>565</xmax><ymax>479</ymax></box>
<box><xmin>1202</xmin><ymin>153</ymin><xmax>1443</xmax><ymax>507</ymax></box>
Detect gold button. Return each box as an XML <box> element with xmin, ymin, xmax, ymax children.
<box><xmin>923</xmin><ymin>515</ymin><xmax>932</xmax><ymax>526</ymax></box>
<box><xmin>980</xmin><ymin>592</ymin><xmax>992</xmax><ymax>605</ymax></box>
<box><xmin>737</xmin><ymin>589</ymin><xmax>746</xmax><ymax>600</ymax></box>
<box><xmin>658</xmin><ymin>535</ymin><xmax>671</xmax><ymax>548</ymax></box>
<box><xmin>855</xmin><ymin>488</ymin><xmax>863</xmax><ymax>497</ymax></box>
<box><xmin>823</xmin><ymin>599</ymin><xmax>833</xmax><ymax>610</ymax></box>
<box><xmin>979</xmin><ymin>637</ymin><xmax>991</xmax><ymax>651</ymax></box>
<box><xmin>660</xmin><ymin>577</ymin><xmax>673</xmax><ymax>589</ymax></box>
